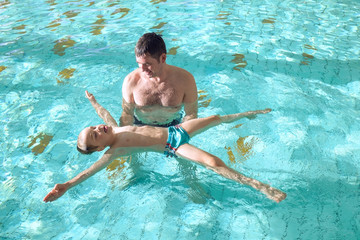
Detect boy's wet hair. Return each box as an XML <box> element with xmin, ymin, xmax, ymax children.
<box><xmin>135</xmin><ymin>32</ymin><xmax>166</xmax><ymax>61</ymax></box>
<box><xmin>77</xmin><ymin>145</ymin><xmax>97</xmax><ymax>155</ymax></box>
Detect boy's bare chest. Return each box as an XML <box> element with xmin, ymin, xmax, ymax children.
<box><xmin>114</xmin><ymin>127</ymin><xmax>168</xmax><ymax>148</ymax></box>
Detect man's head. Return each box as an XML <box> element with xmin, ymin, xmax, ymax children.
<box><xmin>135</xmin><ymin>33</ymin><xmax>167</xmax><ymax>78</ymax></box>
<box><xmin>77</xmin><ymin>125</ymin><xmax>112</xmax><ymax>154</ymax></box>
<box><xmin>135</xmin><ymin>32</ymin><xmax>167</xmax><ymax>62</ymax></box>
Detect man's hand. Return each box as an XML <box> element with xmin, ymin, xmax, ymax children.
<box><xmin>43</xmin><ymin>183</ymin><xmax>69</xmax><ymax>203</ymax></box>
<box><xmin>85</xmin><ymin>90</ymin><xmax>96</xmax><ymax>103</ymax></box>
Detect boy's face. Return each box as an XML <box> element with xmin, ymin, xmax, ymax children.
<box><xmin>78</xmin><ymin>124</ymin><xmax>111</xmax><ymax>152</ymax></box>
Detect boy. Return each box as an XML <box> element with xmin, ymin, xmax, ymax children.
<box><xmin>44</xmin><ymin>91</ymin><xmax>286</xmax><ymax>203</ymax></box>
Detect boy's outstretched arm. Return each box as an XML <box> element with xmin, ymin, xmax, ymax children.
<box><xmin>44</xmin><ymin>150</ymin><xmax>119</xmax><ymax>202</ymax></box>
<box><xmin>85</xmin><ymin>90</ymin><xmax>118</xmax><ymax>127</ymax></box>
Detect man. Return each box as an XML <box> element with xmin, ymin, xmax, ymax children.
<box><xmin>120</xmin><ymin>32</ymin><xmax>198</xmax><ymax>127</ymax></box>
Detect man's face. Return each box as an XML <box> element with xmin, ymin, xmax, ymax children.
<box><xmin>136</xmin><ymin>54</ymin><xmax>164</xmax><ymax>78</ymax></box>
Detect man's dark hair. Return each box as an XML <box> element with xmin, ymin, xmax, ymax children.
<box><xmin>135</xmin><ymin>32</ymin><xmax>167</xmax><ymax>61</ymax></box>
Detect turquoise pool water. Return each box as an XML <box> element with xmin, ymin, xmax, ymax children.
<box><xmin>1</xmin><ymin>0</ymin><xmax>359</xmax><ymax>239</ymax></box>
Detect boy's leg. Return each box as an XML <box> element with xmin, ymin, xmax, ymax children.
<box><xmin>180</xmin><ymin>108</ymin><xmax>272</xmax><ymax>137</ymax></box>
<box><xmin>180</xmin><ymin>115</ymin><xmax>222</xmax><ymax>137</ymax></box>
<box><xmin>220</xmin><ymin>108</ymin><xmax>271</xmax><ymax>123</ymax></box>
<box><xmin>176</xmin><ymin>143</ymin><xmax>286</xmax><ymax>203</ymax></box>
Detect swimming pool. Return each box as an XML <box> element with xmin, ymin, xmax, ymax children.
<box><xmin>1</xmin><ymin>0</ymin><xmax>359</xmax><ymax>239</ymax></box>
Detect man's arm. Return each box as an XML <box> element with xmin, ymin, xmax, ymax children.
<box><xmin>182</xmin><ymin>74</ymin><xmax>198</xmax><ymax>122</ymax></box>
<box><xmin>120</xmin><ymin>98</ymin><xmax>135</xmax><ymax>126</ymax></box>
<box><xmin>85</xmin><ymin>91</ymin><xmax>118</xmax><ymax>127</ymax></box>
<box><xmin>43</xmin><ymin>149</ymin><xmax>120</xmax><ymax>202</ymax></box>
<box><xmin>183</xmin><ymin>101</ymin><xmax>198</xmax><ymax>122</ymax></box>
<box><xmin>120</xmin><ymin>74</ymin><xmax>136</xmax><ymax>126</ymax></box>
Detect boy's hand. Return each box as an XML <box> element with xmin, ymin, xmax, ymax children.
<box><xmin>43</xmin><ymin>183</ymin><xmax>69</xmax><ymax>202</ymax></box>
<box><xmin>85</xmin><ymin>90</ymin><xmax>96</xmax><ymax>103</ymax></box>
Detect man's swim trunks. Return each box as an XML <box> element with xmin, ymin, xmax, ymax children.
<box><xmin>134</xmin><ymin>113</ymin><xmax>183</xmax><ymax>128</ymax></box>
<box><xmin>164</xmin><ymin>125</ymin><xmax>190</xmax><ymax>158</ymax></box>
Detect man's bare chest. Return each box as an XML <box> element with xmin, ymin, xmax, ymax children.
<box><xmin>133</xmin><ymin>83</ymin><xmax>183</xmax><ymax>106</ymax></box>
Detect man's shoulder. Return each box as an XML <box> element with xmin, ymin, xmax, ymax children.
<box><xmin>124</xmin><ymin>69</ymin><xmax>141</xmax><ymax>85</ymax></box>
<box><xmin>169</xmin><ymin>64</ymin><xmax>191</xmax><ymax>74</ymax></box>
<box><xmin>122</xmin><ymin>70</ymin><xmax>142</xmax><ymax>99</ymax></box>
<box><xmin>168</xmin><ymin>65</ymin><xmax>194</xmax><ymax>81</ymax></box>
<box><xmin>126</xmin><ymin>68</ymin><xmax>142</xmax><ymax>79</ymax></box>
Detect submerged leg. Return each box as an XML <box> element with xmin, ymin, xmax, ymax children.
<box><xmin>176</xmin><ymin>143</ymin><xmax>286</xmax><ymax>203</ymax></box>
<box><xmin>180</xmin><ymin>108</ymin><xmax>272</xmax><ymax>137</ymax></box>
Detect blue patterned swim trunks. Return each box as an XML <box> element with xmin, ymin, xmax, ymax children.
<box><xmin>164</xmin><ymin>125</ymin><xmax>190</xmax><ymax>157</ymax></box>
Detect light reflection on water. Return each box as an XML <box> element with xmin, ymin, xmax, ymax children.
<box><xmin>0</xmin><ymin>0</ymin><xmax>359</xmax><ymax>239</ymax></box>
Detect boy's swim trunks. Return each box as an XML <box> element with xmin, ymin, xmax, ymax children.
<box><xmin>164</xmin><ymin>125</ymin><xmax>190</xmax><ymax>157</ymax></box>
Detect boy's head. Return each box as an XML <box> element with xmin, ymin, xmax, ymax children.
<box><xmin>77</xmin><ymin>124</ymin><xmax>111</xmax><ymax>154</ymax></box>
